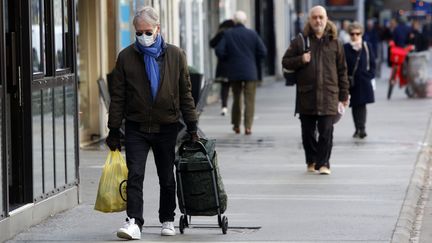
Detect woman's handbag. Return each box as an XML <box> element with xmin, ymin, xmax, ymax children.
<box><xmin>284</xmin><ymin>33</ymin><xmax>310</xmax><ymax>86</ymax></box>
<box><xmin>94</xmin><ymin>150</ymin><xmax>128</xmax><ymax>213</ymax></box>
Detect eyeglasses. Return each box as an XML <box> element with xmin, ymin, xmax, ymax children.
<box><xmin>136</xmin><ymin>31</ymin><xmax>154</xmax><ymax>37</ymax></box>
<box><xmin>350</xmin><ymin>32</ymin><xmax>361</xmax><ymax>36</ymax></box>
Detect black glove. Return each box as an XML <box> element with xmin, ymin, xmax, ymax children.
<box><xmin>185</xmin><ymin>121</ymin><xmax>199</xmax><ymax>142</ymax></box>
<box><xmin>106</xmin><ymin>129</ymin><xmax>121</xmax><ymax>151</ymax></box>
<box><xmin>189</xmin><ymin>131</ymin><xmax>199</xmax><ymax>143</ymax></box>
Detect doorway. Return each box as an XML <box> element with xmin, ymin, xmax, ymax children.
<box><xmin>1</xmin><ymin>0</ymin><xmax>78</xmax><ymax>213</ymax></box>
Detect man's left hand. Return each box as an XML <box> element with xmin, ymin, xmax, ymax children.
<box><xmin>189</xmin><ymin>131</ymin><xmax>199</xmax><ymax>143</ymax></box>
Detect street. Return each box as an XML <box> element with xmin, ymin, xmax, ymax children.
<box><xmin>8</xmin><ymin>65</ymin><xmax>432</xmax><ymax>242</ymax></box>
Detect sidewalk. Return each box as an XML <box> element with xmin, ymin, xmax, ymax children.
<box><xmin>7</xmin><ymin>69</ymin><xmax>432</xmax><ymax>242</ymax></box>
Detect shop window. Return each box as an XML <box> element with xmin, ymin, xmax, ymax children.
<box><xmin>54</xmin><ymin>0</ymin><xmax>71</xmax><ymax>71</ymax></box>
<box><xmin>54</xmin><ymin>86</ymin><xmax>65</xmax><ymax>185</ymax></box>
<box><xmin>65</xmin><ymin>84</ymin><xmax>75</xmax><ymax>183</ymax></box>
<box><xmin>43</xmin><ymin>88</ymin><xmax>54</xmax><ymax>192</ymax></box>
<box><xmin>32</xmin><ymin>90</ymin><xmax>43</xmax><ymax>197</ymax></box>
<box><xmin>178</xmin><ymin>0</ymin><xmax>204</xmax><ymax>72</ymax></box>
<box><xmin>31</xmin><ymin>0</ymin><xmax>45</xmax><ymax>74</ymax></box>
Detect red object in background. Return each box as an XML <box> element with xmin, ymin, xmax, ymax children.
<box><xmin>389</xmin><ymin>41</ymin><xmax>414</xmax><ymax>87</ymax></box>
<box><xmin>325</xmin><ymin>0</ymin><xmax>354</xmax><ymax>6</ymax></box>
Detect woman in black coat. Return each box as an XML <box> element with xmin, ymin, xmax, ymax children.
<box><xmin>210</xmin><ymin>19</ymin><xmax>235</xmax><ymax>116</ymax></box>
<box><xmin>344</xmin><ymin>22</ymin><xmax>376</xmax><ymax>139</ymax></box>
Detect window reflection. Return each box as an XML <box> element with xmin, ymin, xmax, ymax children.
<box><xmin>65</xmin><ymin>85</ymin><xmax>76</xmax><ymax>183</ymax></box>
<box><xmin>178</xmin><ymin>0</ymin><xmax>204</xmax><ymax>72</ymax></box>
<box><xmin>191</xmin><ymin>0</ymin><xmax>202</xmax><ymax>72</ymax></box>
<box><xmin>31</xmin><ymin>0</ymin><xmax>43</xmax><ymax>73</ymax></box>
<box><xmin>63</xmin><ymin>0</ymin><xmax>68</xmax><ymax>34</ymax></box>
<box><xmin>32</xmin><ymin>90</ymin><xmax>43</xmax><ymax>197</ymax></box>
<box><xmin>54</xmin><ymin>0</ymin><xmax>64</xmax><ymax>69</ymax></box>
<box><xmin>54</xmin><ymin>87</ymin><xmax>65</xmax><ymax>185</ymax></box>
<box><xmin>179</xmin><ymin>1</ymin><xmax>186</xmax><ymax>54</ymax></box>
<box><xmin>43</xmin><ymin>88</ymin><xmax>54</xmax><ymax>192</ymax></box>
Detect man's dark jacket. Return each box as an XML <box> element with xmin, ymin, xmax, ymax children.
<box><xmin>108</xmin><ymin>43</ymin><xmax>197</xmax><ymax>133</ymax></box>
<box><xmin>215</xmin><ymin>24</ymin><xmax>267</xmax><ymax>81</ymax></box>
<box><xmin>282</xmin><ymin>21</ymin><xmax>349</xmax><ymax>115</ymax></box>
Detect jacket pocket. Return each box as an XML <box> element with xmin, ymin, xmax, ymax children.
<box><xmin>324</xmin><ymin>86</ymin><xmax>339</xmax><ymax>113</ymax></box>
<box><xmin>170</xmin><ymin>94</ymin><xmax>179</xmax><ymax>117</ymax></box>
<box><xmin>298</xmin><ymin>84</ymin><xmax>315</xmax><ymax>112</ymax></box>
<box><xmin>298</xmin><ymin>84</ymin><xmax>314</xmax><ymax>93</ymax></box>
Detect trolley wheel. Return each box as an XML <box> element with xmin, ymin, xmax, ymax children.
<box><xmin>217</xmin><ymin>215</ymin><xmax>222</xmax><ymax>227</ymax></box>
<box><xmin>184</xmin><ymin>215</ymin><xmax>189</xmax><ymax>227</ymax></box>
<box><xmin>179</xmin><ymin>215</ymin><xmax>186</xmax><ymax>234</ymax></box>
<box><xmin>221</xmin><ymin>216</ymin><xmax>228</xmax><ymax>234</ymax></box>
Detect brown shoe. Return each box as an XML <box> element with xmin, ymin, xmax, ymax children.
<box><xmin>307</xmin><ymin>163</ymin><xmax>316</xmax><ymax>172</ymax></box>
<box><xmin>319</xmin><ymin>166</ymin><xmax>331</xmax><ymax>175</ymax></box>
<box><xmin>233</xmin><ymin>126</ymin><xmax>240</xmax><ymax>134</ymax></box>
<box><xmin>245</xmin><ymin>128</ymin><xmax>252</xmax><ymax>135</ymax></box>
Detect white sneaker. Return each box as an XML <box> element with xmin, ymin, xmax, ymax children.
<box><xmin>161</xmin><ymin>221</ymin><xmax>176</xmax><ymax>236</ymax></box>
<box><xmin>319</xmin><ymin>166</ymin><xmax>331</xmax><ymax>175</ymax></box>
<box><xmin>117</xmin><ymin>217</ymin><xmax>141</xmax><ymax>240</ymax></box>
<box><xmin>221</xmin><ymin>107</ymin><xmax>228</xmax><ymax>116</ymax></box>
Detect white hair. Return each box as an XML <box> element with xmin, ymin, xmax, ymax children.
<box><xmin>133</xmin><ymin>6</ymin><xmax>159</xmax><ymax>27</ymax></box>
<box><xmin>233</xmin><ymin>11</ymin><xmax>247</xmax><ymax>24</ymax></box>
<box><xmin>308</xmin><ymin>5</ymin><xmax>327</xmax><ymax>18</ymax></box>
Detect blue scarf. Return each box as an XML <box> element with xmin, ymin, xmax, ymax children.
<box><xmin>135</xmin><ymin>34</ymin><xmax>164</xmax><ymax>101</ymax></box>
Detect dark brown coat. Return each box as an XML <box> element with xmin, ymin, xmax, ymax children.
<box><xmin>108</xmin><ymin>43</ymin><xmax>197</xmax><ymax>132</ymax></box>
<box><xmin>282</xmin><ymin>20</ymin><xmax>349</xmax><ymax>115</ymax></box>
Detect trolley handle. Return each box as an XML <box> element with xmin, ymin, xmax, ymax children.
<box><xmin>179</xmin><ymin>139</ymin><xmax>208</xmax><ymax>156</ymax></box>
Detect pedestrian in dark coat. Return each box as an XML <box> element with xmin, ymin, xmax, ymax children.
<box><xmin>210</xmin><ymin>19</ymin><xmax>235</xmax><ymax>116</ymax></box>
<box><xmin>343</xmin><ymin>22</ymin><xmax>376</xmax><ymax>139</ymax></box>
<box><xmin>392</xmin><ymin>19</ymin><xmax>411</xmax><ymax>47</ymax></box>
<box><xmin>215</xmin><ymin>10</ymin><xmax>267</xmax><ymax>135</ymax></box>
<box><xmin>106</xmin><ymin>6</ymin><xmax>198</xmax><ymax>240</ymax></box>
<box><xmin>282</xmin><ymin>5</ymin><xmax>349</xmax><ymax>175</ymax></box>
<box><xmin>408</xmin><ymin>20</ymin><xmax>429</xmax><ymax>52</ymax></box>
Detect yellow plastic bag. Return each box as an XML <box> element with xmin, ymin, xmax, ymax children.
<box><xmin>94</xmin><ymin>150</ymin><xmax>128</xmax><ymax>212</ymax></box>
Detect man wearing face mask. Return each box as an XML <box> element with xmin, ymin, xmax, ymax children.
<box><xmin>105</xmin><ymin>6</ymin><xmax>198</xmax><ymax>240</ymax></box>
<box><xmin>282</xmin><ymin>5</ymin><xmax>349</xmax><ymax>175</ymax></box>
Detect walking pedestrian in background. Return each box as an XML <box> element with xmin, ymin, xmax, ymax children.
<box><xmin>344</xmin><ymin>22</ymin><xmax>376</xmax><ymax>139</ymax></box>
<box><xmin>422</xmin><ymin>15</ymin><xmax>432</xmax><ymax>47</ymax></box>
<box><xmin>210</xmin><ymin>19</ymin><xmax>235</xmax><ymax>116</ymax></box>
<box><xmin>106</xmin><ymin>6</ymin><xmax>198</xmax><ymax>240</ymax></box>
<box><xmin>215</xmin><ymin>10</ymin><xmax>267</xmax><ymax>135</ymax></box>
<box><xmin>282</xmin><ymin>5</ymin><xmax>349</xmax><ymax>175</ymax></box>
<box><xmin>408</xmin><ymin>19</ymin><xmax>429</xmax><ymax>52</ymax></box>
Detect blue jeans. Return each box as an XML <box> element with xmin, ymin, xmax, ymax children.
<box><xmin>124</xmin><ymin>121</ymin><xmax>178</xmax><ymax>227</ymax></box>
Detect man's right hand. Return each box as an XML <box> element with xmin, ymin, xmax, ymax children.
<box><xmin>106</xmin><ymin>129</ymin><xmax>121</xmax><ymax>151</ymax></box>
<box><xmin>302</xmin><ymin>51</ymin><xmax>311</xmax><ymax>63</ymax></box>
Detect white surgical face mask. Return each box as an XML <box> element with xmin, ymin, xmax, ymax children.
<box><xmin>136</xmin><ymin>28</ymin><xmax>157</xmax><ymax>47</ymax></box>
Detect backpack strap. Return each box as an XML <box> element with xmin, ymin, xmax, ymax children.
<box><xmin>363</xmin><ymin>41</ymin><xmax>370</xmax><ymax>71</ymax></box>
<box><xmin>298</xmin><ymin>33</ymin><xmax>305</xmax><ymax>54</ymax></box>
<box><xmin>298</xmin><ymin>33</ymin><xmax>310</xmax><ymax>53</ymax></box>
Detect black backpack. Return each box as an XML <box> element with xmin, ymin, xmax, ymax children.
<box><xmin>284</xmin><ymin>33</ymin><xmax>310</xmax><ymax>86</ymax></box>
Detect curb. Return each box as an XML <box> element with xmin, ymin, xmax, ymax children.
<box><xmin>391</xmin><ymin>115</ymin><xmax>432</xmax><ymax>243</ymax></box>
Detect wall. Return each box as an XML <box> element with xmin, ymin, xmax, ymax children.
<box><xmin>77</xmin><ymin>0</ymin><xmax>110</xmax><ymax>145</ymax></box>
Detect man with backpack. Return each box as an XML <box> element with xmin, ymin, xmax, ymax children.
<box><xmin>282</xmin><ymin>5</ymin><xmax>349</xmax><ymax>175</ymax></box>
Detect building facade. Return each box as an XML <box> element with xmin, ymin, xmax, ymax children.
<box><xmin>0</xmin><ymin>0</ymin><xmax>80</xmax><ymax>241</ymax></box>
